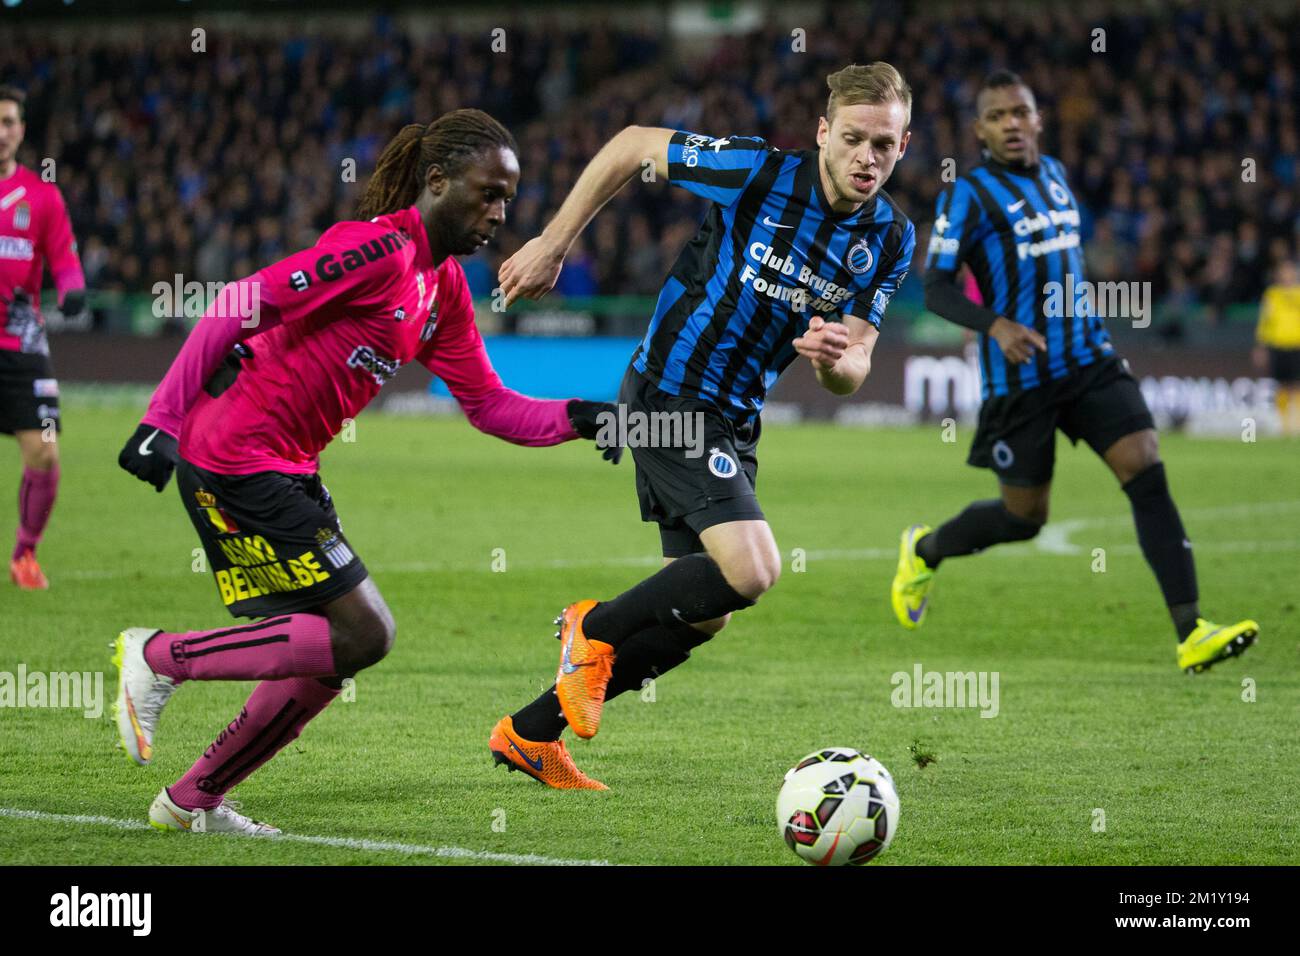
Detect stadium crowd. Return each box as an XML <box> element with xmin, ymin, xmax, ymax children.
<box><xmin>5</xmin><ymin>2</ymin><xmax>1297</xmax><ymax>324</ymax></box>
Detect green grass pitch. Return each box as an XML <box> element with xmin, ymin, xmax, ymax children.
<box><xmin>1</xmin><ymin>400</ymin><xmax>1296</xmax><ymax>865</ymax></box>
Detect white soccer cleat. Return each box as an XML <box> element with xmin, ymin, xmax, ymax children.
<box><xmin>111</xmin><ymin>627</ymin><xmax>177</xmax><ymax>766</ymax></box>
<box><xmin>149</xmin><ymin>788</ymin><xmax>281</xmax><ymax>837</ymax></box>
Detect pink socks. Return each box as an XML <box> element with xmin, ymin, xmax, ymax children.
<box><xmin>144</xmin><ymin>614</ymin><xmax>335</xmax><ymax>683</ymax></box>
<box><xmin>168</xmin><ymin>677</ymin><xmax>340</xmax><ymax>810</ymax></box>
<box><xmin>14</xmin><ymin>465</ymin><xmax>58</xmax><ymax>560</ymax></box>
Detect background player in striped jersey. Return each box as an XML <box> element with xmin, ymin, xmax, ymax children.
<box><xmin>113</xmin><ymin>110</ymin><xmax>619</xmax><ymax>834</ymax></box>
<box><xmin>0</xmin><ymin>85</ymin><xmax>87</xmax><ymax>590</ymax></box>
<box><xmin>892</xmin><ymin>71</ymin><xmax>1258</xmax><ymax>673</ymax></box>
<box><xmin>491</xmin><ymin>63</ymin><xmax>917</xmax><ymax>788</ymax></box>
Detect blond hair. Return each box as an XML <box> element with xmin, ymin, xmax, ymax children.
<box><xmin>826</xmin><ymin>62</ymin><xmax>912</xmax><ymax>129</ymax></box>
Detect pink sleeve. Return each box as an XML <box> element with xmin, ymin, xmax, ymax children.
<box><xmin>142</xmin><ymin>222</ymin><xmax>403</xmax><ymax>437</ymax></box>
<box><xmin>41</xmin><ymin>186</ymin><xmax>85</xmax><ymax>300</ymax></box>
<box><xmin>142</xmin><ymin>277</ymin><xmax>280</xmax><ymax>438</ymax></box>
<box><xmin>418</xmin><ymin>264</ymin><xmax>577</xmax><ymax>447</ymax></box>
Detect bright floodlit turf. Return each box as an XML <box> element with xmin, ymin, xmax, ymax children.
<box><xmin>1</xmin><ymin>401</ymin><xmax>1296</xmax><ymax>865</ymax></box>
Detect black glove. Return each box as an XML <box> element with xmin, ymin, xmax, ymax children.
<box><xmin>60</xmin><ymin>289</ymin><xmax>88</xmax><ymax>319</ymax></box>
<box><xmin>118</xmin><ymin>423</ymin><xmax>180</xmax><ymax>492</ymax></box>
<box><xmin>567</xmin><ymin>399</ymin><xmax>622</xmax><ymax>465</ymax></box>
<box><xmin>3</xmin><ymin>288</ymin><xmax>48</xmax><ymax>356</ymax></box>
<box><xmin>204</xmin><ymin>343</ymin><xmax>254</xmax><ymax>398</ymax></box>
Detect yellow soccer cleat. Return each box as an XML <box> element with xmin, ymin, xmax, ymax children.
<box><xmin>1177</xmin><ymin>618</ymin><xmax>1259</xmax><ymax>674</ymax></box>
<box><xmin>553</xmin><ymin>600</ymin><xmax>615</xmax><ymax>739</ymax></box>
<box><xmin>891</xmin><ymin>524</ymin><xmax>935</xmax><ymax>630</ymax></box>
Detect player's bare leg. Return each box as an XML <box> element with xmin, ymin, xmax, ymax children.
<box><xmin>1101</xmin><ymin>428</ymin><xmax>1258</xmax><ymax>670</ymax></box>
<box><xmin>10</xmin><ymin>428</ymin><xmax>58</xmax><ymax>589</ymax></box>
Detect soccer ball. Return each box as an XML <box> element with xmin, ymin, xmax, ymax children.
<box><xmin>776</xmin><ymin>747</ymin><xmax>899</xmax><ymax>865</ymax></box>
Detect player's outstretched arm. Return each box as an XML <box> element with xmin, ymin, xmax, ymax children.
<box><xmin>499</xmin><ymin>126</ymin><xmax>673</xmax><ymax>306</ymax></box>
<box><xmin>420</xmin><ymin>263</ymin><xmax>621</xmax><ymax>462</ymax></box>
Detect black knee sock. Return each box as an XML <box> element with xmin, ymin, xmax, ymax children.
<box><xmin>1122</xmin><ymin>463</ymin><xmax>1199</xmax><ymax>639</ymax></box>
<box><xmin>583</xmin><ymin>553</ymin><xmax>753</xmax><ymax>647</ymax></box>
<box><xmin>916</xmin><ymin>499</ymin><xmax>1041</xmax><ymax>569</ymax></box>
<box><xmin>509</xmin><ymin>684</ymin><xmax>567</xmax><ymax>743</ymax></box>
<box><xmin>604</xmin><ymin>622</ymin><xmax>713</xmax><ymax>699</ymax></box>
<box><xmin>510</xmin><ymin>622</ymin><xmax>714</xmax><ymax>741</ymax></box>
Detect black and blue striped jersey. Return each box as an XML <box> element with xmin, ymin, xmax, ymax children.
<box><xmin>925</xmin><ymin>155</ymin><xmax>1112</xmax><ymax>400</ymax></box>
<box><xmin>632</xmin><ymin>130</ymin><xmax>916</xmax><ymax>422</ymax></box>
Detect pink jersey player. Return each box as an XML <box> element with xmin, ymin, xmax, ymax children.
<box><xmin>0</xmin><ymin>85</ymin><xmax>86</xmax><ymax>591</ymax></box>
<box><xmin>114</xmin><ymin>110</ymin><xmax>619</xmax><ymax>836</ymax></box>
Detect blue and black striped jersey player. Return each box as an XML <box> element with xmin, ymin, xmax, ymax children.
<box><xmin>488</xmin><ymin>63</ymin><xmax>917</xmax><ymax>789</ymax></box>
<box><xmin>891</xmin><ymin>71</ymin><xmax>1258</xmax><ymax>674</ymax></box>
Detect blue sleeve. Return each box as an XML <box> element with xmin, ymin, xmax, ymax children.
<box><xmin>848</xmin><ymin>219</ymin><xmax>916</xmax><ymax>329</ymax></box>
<box><xmin>924</xmin><ymin>178</ymin><xmax>984</xmax><ymax>275</ymax></box>
<box><xmin>666</xmin><ymin>131</ymin><xmax>771</xmax><ymax>207</ymax></box>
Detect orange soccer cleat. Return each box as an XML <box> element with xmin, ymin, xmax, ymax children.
<box><xmin>489</xmin><ymin>716</ymin><xmax>608</xmax><ymax>790</ymax></box>
<box><xmin>552</xmin><ymin>600</ymin><xmax>615</xmax><ymax>739</ymax></box>
<box><xmin>10</xmin><ymin>550</ymin><xmax>48</xmax><ymax>590</ymax></box>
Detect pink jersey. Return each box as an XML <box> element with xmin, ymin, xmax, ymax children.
<box><xmin>143</xmin><ymin>206</ymin><xmax>577</xmax><ymax>474</ymax></box>
<box><xmin>0</xmin><ymin>164</ymin><xmax>85</xmax><ymax>351</ymax></box>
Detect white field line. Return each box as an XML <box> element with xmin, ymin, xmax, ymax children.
<box><xmin>52</xmin><ymin>500</ymin><xmax>1300</xmax><ymax>579</ymax></box>
<box><xmin>0</xmin><ymin>807</ymin><xmax>611</xmax><ymax>866</ymax></box>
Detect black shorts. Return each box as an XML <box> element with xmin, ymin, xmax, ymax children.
<box><xmin>1268</xmin><ymin>348</ymin><xmax>1300</xmax><ymax>385</ymax></box>
<box><xmin>0</xmin><ymin>350</ymin><xmax>61</xmax><ymax>435</ymax></box>
<box><xmin>176</xmin><ymin>459</ymin><xmax>368</xmax><ymax>618</ymax></box>
<box><xmin>968</xmin><ymin>355</ymin><xmax>1155</xmax><ymax>487</ymax></box>
<box><xmin>620</xmin><ymin>365</ymin><xmax>766</xmax><ymax>557</ymax></box>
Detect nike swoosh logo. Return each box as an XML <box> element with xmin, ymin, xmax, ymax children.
<box><xmin>670</xmin><ymin>607</ymin><xmax>690</xmax><ymax>624</ymax></box>
<box><xmin>763</xmin><ymin>215</ymin><xmax>794</xmax><ymax>230</ymax></box>
<box><xmin>165</xmin><ymin>805</ymin><xmax>192</xmax><ymax>830</ymax></box>
<box><xmin>1006</xmin><ymin>199</ymin><xmax>1026</xmax><ymax>213</ymax></box>
<box><xmin>907</xmin><ymin>598</ymin><xmax>929</xmax><ymax>623</ymax></box>
<box><xmin>561</xmin><ymin>620</ymin><xmax>580</xmax><ymax>674</ymax></box>
<box><xmin>138</xmin><ymin>428</ymin><xmax>159</xmax><ymax>456</ymax></box>
<box><xmin>815</xmin><ymin>831</ymin><xmax>842</xmax><ymax>866</ymax></box>
<box><xmin>510</xmin><ymin>741</ymin><xmax>543</xmax><ymax>772</ymax></box>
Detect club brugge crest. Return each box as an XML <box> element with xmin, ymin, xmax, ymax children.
<box><xmin>846</xmin><ymin>237</ymin><xmax>874</xmax><ymax>275</ymax></box>
<box><xmin>707</xmin><ymin>447</ymin><xmax>739</xmax><ymax>479</ymax></box>
<box><xmin>1048</xmin><ymin>180</ymin><xmax>1070</xmax><ymax>207</ymax></box>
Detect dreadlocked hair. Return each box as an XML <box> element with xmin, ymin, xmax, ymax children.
<box><xmin>355</xmin><ymin>108</ymin><xmax>518</xmax><ymax>220</ymax></box>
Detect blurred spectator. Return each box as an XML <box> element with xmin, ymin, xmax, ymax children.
<box><xmin>1</xmin><ymin>0</ymin><xmax>1295</xmax><ymax>322</ymax></box>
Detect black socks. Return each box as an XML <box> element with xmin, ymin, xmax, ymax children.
<box><xmin>509</xmin><ymin>684</ymin><xmax>567</xmax><ymax>743</ymax></box>
<box><xmin>916</xmin><ymin>499</ymin><xmax>1041</xmax><ymax>569</ymax></box>
<box><xmin>510</xmin><ymin>622</ymin><xmax>713</xmax><ymax>741</ymax></box>
<box><xmin>916</xmin><ymin>464</ymin><xmax>1200</xmax><ymax>642</ymax></box>
<box><xmin>582</xmin><ymin>553</ymin><xmax>754</xmax><ymax>648</ymax></box>
<box><xmin>1123</xmin><ymin>463</ymin><xmax>1199</xmax><ymax>639</ymax></box>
